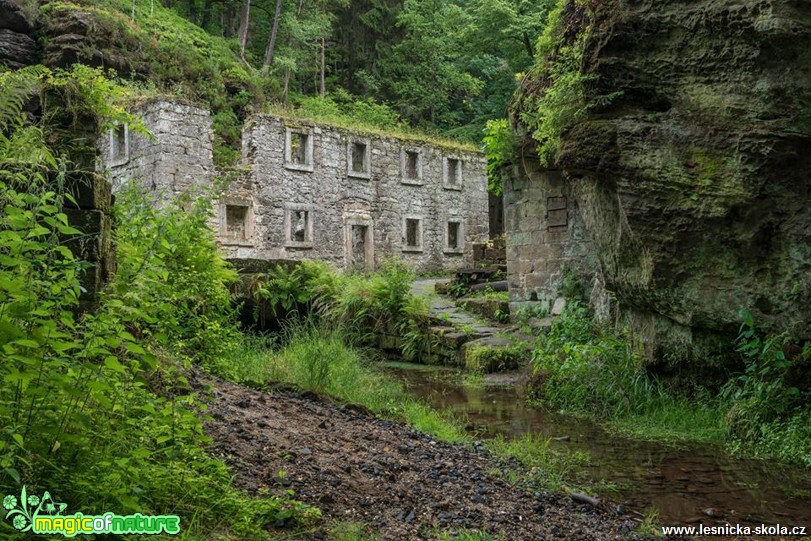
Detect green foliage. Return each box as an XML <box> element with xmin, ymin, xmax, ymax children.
<box><xmin>210</xmin><ymin>322</ymin><xmax>467</xmax><ymax>443</ymax></box>
<box><xmin>112</xmin><ymin>185</ymin><xmax>241</xmax><ymax>363</ymax></box>
<box><xmin>558</xmin><ymin>266</ymin><xmax>586</xmax><ymax>302</ymax></box>
<box><xmin>329</xmin><ymin>521</ymin><xmax>377</xmax><ymax>541</ymax></box>
<box><xmin>482</xmin><ymin>118</ymin><xmax>516</xmax><ymax>195</ymax></box>
<box><xmin>515</xmin><ymin>0</ymin><xmax>621</xmax><ymax>166</ymax></box>
<box><xmin>436</xmin><ymin>529</ymin><xmax>499</xmax><ymax>541</ymax></box>
<box><xmin>720</xmin><ymin>314</ymin><xmax>811</xmax><ymax>467</ymax></box>
<box><xmin>520</xmin><ymin>8</ymin><xmax>589</xmax><ymax>165</ymax></box>
<box><xmin>239</xmin><ymin>258</ymin><xmax>433</xmax><ymax>364</ymax></box>
<box><xmin>251</xmin><ymin>260</ymin><xmax>340</xmax><ymax>321</ymax></box>
<box><xmin>486</xmin><ymin>434</ymin><xmax>591</xmax><ymax>492</ymax></box>
<box><xmin>465</xmin><ymin>344</ymin><xmax>526</xmax><ymax>374</ymax></box>
<box><xmin>0</xmin><ymin>68</ymin><xmax>317</xmax><ymax>540</ymax></box>
<box><xmin>268</xmin><ymin>94</ymin><xmax>477</xmax><ymax>153</ymax></box>
<box><xmin>290</xmin><ymin>91</ymin><xmax>405</xmax><ymax>130</ymax></box>
<box><xmin>529</xmin><ymin>303</ymin><xmax>811</xmax><ymax>468</ymax></box>
<box><xmin>53</xmin><ymin>0</ymin><xmax>555</xmax><ymax>146</ymax></box>
<box><xmin>331</xmin><ymin>259</ymin><xmax>430</xmax><ymax>352</ymax></box>
<box><xmin>532</xmin><ymin>302</ymin><xmax>664</xmax><ymax>417</ymax></box>
<box><xmin>41</xmin><ymin>0</ymin><xmax>274</xmax><ymax>165</ymax></box>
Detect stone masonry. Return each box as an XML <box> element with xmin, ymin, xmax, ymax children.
<box><xmin>100</xmin><ymin>98</ymin><xmax>215</xmax><ymax>200</ymax></box>
<box><xmin>503</xmin><ymin>152</ymin><xmax>596</xmax><ymax>314</ymax></box>
<box><xmin>100</xmin><ymin>100</ymin><xmax>490</xmax><ymax>272</ymax></box>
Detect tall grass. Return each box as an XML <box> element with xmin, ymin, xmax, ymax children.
<box><xmin>530</xmin><ymin>303</ymin><xmax>811</xmax><ymax>467</ymax></box>
<box><xmin>212</xmin><ymin>322</ymin><xmax>466</xmax><ymax>443</ymax></box>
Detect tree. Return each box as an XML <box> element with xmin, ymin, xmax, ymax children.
<box><xmin>238</xmin><ymin>0</ymin><xmax>251</xmax><ymax>57</ymax></box>
<box><xmin>262</xmin><ymin>0</ymin><xmax>284</xmax><ymax>70</ymax></box>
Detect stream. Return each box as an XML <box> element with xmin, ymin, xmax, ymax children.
<box><xmin>385</xmin><ymin>363</ymin><xmax>811</xmax><ymax>531</ymax></box>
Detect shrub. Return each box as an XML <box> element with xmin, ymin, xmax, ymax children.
<box><xmin>720</xmin><ymin>313</ymin><xmax>811</xmax><ymax>466</ymax></box>
<box><xmin>532</xmin><ymin>302</ymin><xmax>666</xmax><ymax>417</ymax></box>
<box><xmin>111</xmin><ymin>184</ymin><xmax>241</xmax><ymax>363</ymax></box>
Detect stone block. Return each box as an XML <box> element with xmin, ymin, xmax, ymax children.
<box><xmin>551</xmin><ymin>297</ymin><xmax>567</xmax><ymax>316</ymax></box>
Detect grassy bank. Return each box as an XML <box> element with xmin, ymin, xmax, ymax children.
<box><xmin>529</xmin><ymin>303</ymin><xmax>811</xmax><ymax>468</ymax></box>
<box><xmin>210</xmin><ymin>323</ymin><xmax>466</xmax><ymax>443</ymax></box>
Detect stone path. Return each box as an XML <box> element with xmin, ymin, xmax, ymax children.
<box><xmin>410</xmin><ymin>279</ymin><xmax>534</xmax><ymax>371</ymax></box>
<box><xmin>411</xmin><ymin>279</ymin><xmax>501</xmax><ymax>336</ymax></box>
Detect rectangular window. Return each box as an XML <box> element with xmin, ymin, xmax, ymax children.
<box><xmin>447</xmin><ymin>159</ymin><xmax>459</xmax><ymax>185</ymax></box>
<box><xmin>114</xmin><ymin>124</ymin><xmax>126</xmax><ymax>158</ymax></box>
<box><xmin>347</xmin><ymin>139</ymin><xmax>371</xmax><ymax>178</ymax></box>
<box><xmin>443</xmin><ymin>156</ymin><xmax>463</xmax><ymax>189</ymax></box>
<box><xmin>350</xmin><ymin>224</ymin><xmax>368</xmax><ymax>269</ymax></box>
<box><xmin>351</xmin><ymin>142</ymin><xmax>367</xmax><ymax>173</ymax></box>
<box><xmin>290</xmin><ymin>210</ymin><xmax>310</xmax><ymax>242</ymax></box>
<box><xmin>225</xmin><ymin>205</ymin><xmax>248</xmax><ymax>240</ymax></box>
<box><xmin>291</xmin><ymin>133</ymin><xmax>308</xmax><ymax>165</ymax></box>
<box><xmin>447</xmin><ymin>222</ymin><xmax>460</xmax><ymax>250</ymax></box>
<box><xmin>404</xmin><ymin>218</ymin><xmax>421</xmax><ymax>250</ymax></box>
<box><xmin>110</xmin><ymin>123</ymin><xmax>128</xmax><ymax>164</ymax></box>
<box><xmin>285</xmin><ymin>128</ymin><xmax>314</xmax><ymax>171</ymax></box>
<box><xmin>405</xmin><ymin>151</ymin><xmax>419</xmax><ymax>179</ymax></box>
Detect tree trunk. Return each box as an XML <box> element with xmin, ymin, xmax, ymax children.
<box><xmin>237</xmin><ymin>0</ymin><xmax>251</xmax><ymax>57</ymax></box>
<box><xmin>320</xmin><ymin>35</ymin><xmax>326</xmax><ymax>96</ymax></box>
<box><xmin>262</xmin><ymin>0</ymin><xmax>284</xmax><ymax>71</ymax></box>
<box><xmin>522</xmin><ymin>31</ymin><xmax>534</xmax><ymax>60</ymax></box>
<box><xmin>200</xmin><ymin>0</ymin><xmax>213</xmax><ymax>28</ymax></box>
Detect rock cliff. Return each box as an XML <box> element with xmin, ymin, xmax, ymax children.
<box><xmin>514</xmin><ymin>0</ymin><xmax>811</xmax><ymax>370</ymax></box>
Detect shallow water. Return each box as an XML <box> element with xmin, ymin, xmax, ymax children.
<box><xmin>386</xmin><ymin>364</ymin><xmax>811</xmax><ymax>532</ymax></box>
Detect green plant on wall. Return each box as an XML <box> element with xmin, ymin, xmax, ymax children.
<box><xmin>482</xmin><ymin>118</ymin><xmax>517</xmax><ymax>195</ymax></box>
<box><xmin>515</xmin><ymin>0</ymin><xmax>622</xmax><ymax>167</ymax></box>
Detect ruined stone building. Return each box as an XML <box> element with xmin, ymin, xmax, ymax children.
<box><xmin>100</xmin><ymin>98</ymin><xmax>490</xmax><ymax>272</ymax></box>
<box><xmin>503</xmin><ymin>155</ymin><xmax>596</xmax><ymax>316</ymax></box>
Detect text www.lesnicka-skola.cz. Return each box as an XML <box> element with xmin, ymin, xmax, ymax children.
<box><xmin>662</xmin><ymin>523</ymin><xmax>807</xmax><ymax>537</ymax></box>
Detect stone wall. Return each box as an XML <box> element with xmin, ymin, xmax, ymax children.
<box><xmin>219</xmin><ymin>115</ymin><xmax>489</xmax><ymax>272</ymax></box>
<box><xmin>100</xmin><ymin>99</ymin><xmax>214</xmax><ymax>200</ymax></box>
<box><xmin>100</xmin><ymin>101</ymin><xmax>490</xmax><ymax>273</ymax></box>
<box><xmin>504</xmin><ymin>153</ymin><xmax>596</xmax><ymax>315</ymax></box>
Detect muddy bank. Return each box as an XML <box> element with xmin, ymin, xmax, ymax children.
<box><xmin>204</xmin><ymin>378</ymin><xmax>682</xmax><ymax>540</ymax></box>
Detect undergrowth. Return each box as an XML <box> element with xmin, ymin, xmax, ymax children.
<box><xmin>485</xmin><ymin>434</ymin><xmax>595</xmax><ymax>494</ymax></box>
<box><xmin>0</xmin><ymin>67</ymin><xmax>316</xmax><ymax>540</ymax></box>
<box><xmin>210</xmin><ymin>322</ymin><xmax>466</xmax><ymax>444</ymax></box>
<box><xmin>530</xmin><ymin>302</ymin><xmax>810</xmax><ymax>468</ymax></box>
<box><xmin>243</xmin><ymin>258</ymin><xmax>432</xmax><ymax>362</ymax></box>
<box><xmin>268</xmin><ymin>92</ymin><xmax>479</xmax><ymax>153</ymax></box>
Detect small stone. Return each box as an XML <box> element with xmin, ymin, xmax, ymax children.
<box><xmin>551</xmin><ymin>297</ymin><xmax>566</xmax><ymax>316</ymax></box>
<box><xmin>703</xmin><ymin>507</ymin><xmax>723</xmax><ymax>518</ymax></box>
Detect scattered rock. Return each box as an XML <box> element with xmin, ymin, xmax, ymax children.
<box><xmin>703</xmin><ymin>507</ymin><xmax>723</xmax><ymax>518</ymax></box>
<box><xmin>551</xmin><ymin>297</ymin><xmax>566</xmax><ymax>316</ymax></box>
<box><xmin>203</xmin><ymin>376</ymin><xmax>669</xmax><ymax>540</ymax></box>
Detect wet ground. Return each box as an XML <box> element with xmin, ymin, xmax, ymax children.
<box><xmin>205</xmin><ymin>376</ymin><xmax>668</xmax><ymax>540</ymax></box>
<box><xmin>386</xmin><ymin>364</ymin><xmax>811</xmax><ymax>535</ymax></box>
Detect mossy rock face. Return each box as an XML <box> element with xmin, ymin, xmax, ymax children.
<box><xmin>516</xmin><ymin>0</ymin><xmax>811</xmax><ymax>369</ymax></box>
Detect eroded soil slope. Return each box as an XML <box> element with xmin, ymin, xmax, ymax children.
<box><xmin>204</xmin><ymin>378</ymin><xmax>682</xmax><ymax>540</ymax></box>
